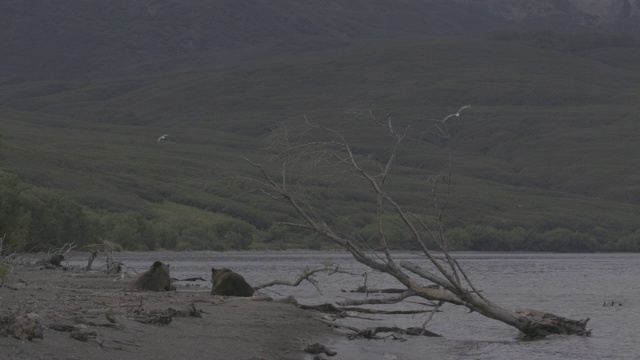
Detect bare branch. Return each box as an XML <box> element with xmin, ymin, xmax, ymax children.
<box><xmin>247</xmin><ymin>108</ymin><xmax>590</xmax><ymax>338</ymax></box>
<box><xmin>254</xmin><ymin>265</ymin><xmax>337</xmax><ymax>291</ymax></box>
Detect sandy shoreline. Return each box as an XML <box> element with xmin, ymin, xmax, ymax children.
<box><xmin>0</xmin><ymin>265</ymin><xmax>339</xmax><ymax>360</ymax></box>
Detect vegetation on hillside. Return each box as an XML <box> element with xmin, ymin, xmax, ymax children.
<box><xmin>1</xmin><ymin>26</ymin><xmax>640</xmax><ymax>252</ymax></box>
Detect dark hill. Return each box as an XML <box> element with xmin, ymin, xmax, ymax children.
<box><xmin>3</xmin><ymin>0</ymin><xmax>639</xmax><ymax>80</ymax></box>
<box><xmin>1</xmin><ymin>1</ymin><xmax>639</xmax><ymax>252</ymax></box>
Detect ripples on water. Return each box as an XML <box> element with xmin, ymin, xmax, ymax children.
<box><xmin>69</xmin><ymin>251</ymin><xmax>639</xmax><ymax>360</ymax></box>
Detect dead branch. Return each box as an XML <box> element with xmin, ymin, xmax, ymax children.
<box><xmin>304</xmin><ymin>342</ymin><xmax>337</xmax><ymax>357</ymax></box>
<box><xmin>254</xmin><ymin>264</ymin><xmax>340</xmax><ymax>292</ymax></box>
<box><xmin>126</xmin><ymin>304</ymin><xmax>202</xmax><ymax>326</ymax></box>
<box><xmin>347</xmin><ymin>287</ymin><xmax>406</xmax><ymax>294</ymax></box>
<box><xmin>336</xmin><ymin>290</ymin><xmax>417</xmax><ymax>306</ymax></box>
<box><xmin>0</xmin><ymin>283</ymin><xmax>19</xmax><ymax>290</ymax></box>
<box><xmin>349</xmin><ymin>326</ymin><xmax>441</xmax><ymax>339</ymax></box>
<box><xmin>300</xmin><ymin>303</ymin><xmax>436</xmax><ymax>316</ymax></box>
<box><xmin>171</xmin><ymin>276</ymin><xmax>207</xmax><ymax>282</ymax></box>
<box><xmin>74</xmin><ymin>315</ymin><xmax>124</xmax><ymax>329</ymax></box>
<box><xmin>0</xmin><ymin>314</ymin><xmax>43</xmax><ymax>341</ymax></box>
<box><xmin>70</xmin><ymin>326</ymin><xmax>97</xmax><ymax>342</ymax></box>
<box><xmin>318</xmin><ymin>318</ymin><xmax>441</xmax><ymax>340</ymax></box>
<box><xmin>85</xmin><ymin>251</ymin><xmax>98</xmax><ymax>271</ymax></box>
<box><xmin>246</xmin><ymin>109</ymin><xmax>590</xmax><ymax>338</ymax></box>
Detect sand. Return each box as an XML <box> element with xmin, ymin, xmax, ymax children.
<box><xmin>0</xmin><ymin>265</ymin><xmax>338</xmax><ymax>360</ymax></box>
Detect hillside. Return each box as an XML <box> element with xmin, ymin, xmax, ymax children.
<box><xmin>2</xmin><ymin>0</ymin><xmax>640</xmax><ymax>80</ymax></box>
<box><xmin>1</xmin><ymin>1</ymin><xmax>640</xmax><ymax>252</ymax></box>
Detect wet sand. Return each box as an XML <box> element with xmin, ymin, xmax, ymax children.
<box><xmin>0</xmin><ymin>266</ymin><xmax>338</xmax><ymax>360</ymax></box>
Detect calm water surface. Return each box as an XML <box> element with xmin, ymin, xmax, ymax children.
<box><xmin>69</xmin><ymin>251</ymin><xmax>639</xmax><ymax>360</ymax></box>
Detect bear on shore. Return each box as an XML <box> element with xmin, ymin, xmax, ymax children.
<box><xmin>210</xmin><ymin>267</ymin><xmax>255</xmax><ymax>297</ymax></box>
<box><xmin>130</xmin><ymin>261</ymin><xmax>175</xmax><ymax>292</ymax></box>
<box><xmin>48</xmin><ymin>254</ymin><xmax>64</xmax><ymax>267</ymax></box>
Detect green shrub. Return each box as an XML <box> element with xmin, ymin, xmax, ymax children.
<box><xmin>0</xmin><ymin>263</ymin><xmax>10</xmax><ymax>283</ymax></box>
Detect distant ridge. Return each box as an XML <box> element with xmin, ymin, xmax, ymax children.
<box><xmin>1</xmin><ymin>0</ymin><xmax>639</xmax><ymax>79</ymax></box>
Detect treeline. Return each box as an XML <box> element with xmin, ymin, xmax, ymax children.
<box><xmin>0</xmin><ymin>171</ymin><xmax>96</xmax><ymax>252</ymax></box>
<box><xmin>348</xmin><ymin>215</ymin><xmax>640</xmax><ymax>253</ymax></box>
<box><xmin>1</xmin><ymin>170</ymin><xmax>639</xmax><ymax>253</ymax></box>
<box><xmin>485</xmin><ymin>30</ymin><xmax>640</xmax><ymax>51</ymax></box>
<box><xmin>444</xmin><ymin>225</ymin><xmax>640</xmax><ymax>252</ymax></box>
<box><xmin>0</xmin><ymin>171</ymin><xmax>260</xmax><ymax>253</ymax></box>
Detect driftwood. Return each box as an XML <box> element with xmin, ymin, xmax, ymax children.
<box><xmin>104</xmin><ymin>241</ymin><xmax>123</xmax><ymax>274</ymax></box>
<box><xmin>346</xmin><ymin>287</ymin><xmax>406</xmax><ymax>294</ymax></box>
<box><xmin>300</xmin><ymin>303</ymin><xmax>436</xmax><ymax>316</ymax></box>
<box><xmin>0</xmin><ymin>314</ymin><xmax>44</xmax><ymax>341</ymax></box>
<box><xmin>0</xmin><ymin>283</ymin><xmax>19</xmax><ymax>290</ymax></box>
<box><xmin>74</xmin><ymin>314</ymin><xmax>124</xmax><ymax>329</ymax></box>
<box><xmin>336</xmin><ymin>290</ymin><xmax>419</xmax><ymax>306</ymax></box>
<box><xmin>514</xmin><ymin>309</ymin><xmax>591</xmax><ymax>337</ymax></box>
<box><xmin>171</xmin><ymin>276</ymin><xmax>207</xmax><ymax>282</ymax></box>
<box><xmin>319</xmin><ymin>317</ymin><xmax>441</xmax><ymax>339</ymax></box>
<box><xmin>85</xmin><ymin>251</ymin><xmax>98</xmax><ymax>271</ymax></box>
<box><xmin>348</xmin><ymin>326</ymin><xmax>441</xmax><ymax>339</ymax></box>
<box><xmin>126</xmin><ymin>304</ymin><xmax>202</xmax><ymax>326</ymax></box>
<box><xmin>47</xmin><ymin>323</ymin><xmax>98</xmax><ymax>342</ymax></box>
<box><xmin>246</xmin><ymin>109</ymin><xmax>590</xmax><ymax>338</ymax></box>
<box><xmin>304</xmin><ymin>342</ymin><xmax>337</xmax><ymax>357</ymax></box>
<box><xmin>254</xmin><ymin>264</ymin><xmax>346</xmax><ymax>293</ymax></box>
<box><xmin>81</xmin><ymin>240</ymin><xmax>123</xmax><ymax>274</ymax></box>
<box><xmin>70</xmin><ymin>326</ymin><xmax>98</xmax><ymax>342</ymax></box>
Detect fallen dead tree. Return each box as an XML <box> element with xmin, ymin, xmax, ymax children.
<box><xmin>245</xmin><ymin>108</ymin><xmax>590</xmax><ymax>339</ymax></box>
<box><xmin>82</xmin><ymin>240</ymin><xmax>123</xmax><ymax>274</ymax></box>
<box><xmin>300</xmin><ymin>302</ymin><xmax>437</xmax><ymax>316</ymax></box>
<box><xmin>347</xmin><ymin>326</ymin><xmax>441</xmax><ymax>339</ymax></box>
<box><xmin>254</xmin><ymin>264</ymin><xmax>357</xmax><ymax>294</ymax></box>
<box><xmin>126</xmin><ymin>304</ymin><xmax>202</xmax><ymax>326</ymax></box>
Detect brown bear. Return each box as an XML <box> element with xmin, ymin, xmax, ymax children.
<box><xmin>48</xmin><ymin>254</ymin><xmax>64</xmax><ymax>267</ymax></box>
<box><xmin>210</xmin><ymin>267</ymin><xmax>254</xmax><ymax>297</ymax></box>
<box><xmin>129</xmin><ymin>261</ymin><xmax>175</xmax><ymax>292</ymax></box>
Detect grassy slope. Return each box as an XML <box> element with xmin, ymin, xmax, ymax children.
<box><xmin>1</xmin><ymin>35</ymin><xmax>640</xmax><ymax>248</ymax></box>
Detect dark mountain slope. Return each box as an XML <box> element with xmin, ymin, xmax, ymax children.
<box><xmin>3</xmin><ymin>0</ymin><xmax>639</xmax><ymax>80</ymax></box>
<box><xmin>1</xmin><ymin>1</ymin><xmax>639</xmax><ymax>251</ymax></box>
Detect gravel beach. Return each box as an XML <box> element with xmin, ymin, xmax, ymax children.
<box><xmin>0</xmin><ymin>266</ymin><xmax>338</xmax><ymax>360</ymax></box>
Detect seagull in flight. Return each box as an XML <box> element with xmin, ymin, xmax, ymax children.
<box><xmin>158</xmin><ymin>134</ymin><xmax>169</xmax><ymax>143</ymax></box>
<box><xmin>441</xmin><ymin>105</ymin><xmax>471</xmax><ymax>123</ymax></box>
<box><xmin>417</xmin><ymin>105</ymin><xmax>472</xmax><ymax>123</ymax></box>
<box><xmin>417</xmin><ymin>105</ymin><xmax>472</xmax><ymax>141</ymax></box>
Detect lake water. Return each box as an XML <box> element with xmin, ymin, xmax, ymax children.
<box><xmin>68</xmin><ymin>251</ymin><xmax>639</xmax><ymax>360</ymax></box>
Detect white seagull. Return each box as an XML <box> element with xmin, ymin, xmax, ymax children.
<box><xmin>441</xmin><ymin>105</ymin><xmax>471</xmax><ymax>123</ymax></box>
<box><xmin>158</xmin><ymin>134</ymin><xmax>169</xmax><ymax>143</ymax></box>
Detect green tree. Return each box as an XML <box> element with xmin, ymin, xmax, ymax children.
<box><xmin>0</xmin><ymin>172</ymin><xmax>32</xmax><ymax>251</ymax></box>
<box><xmin>612</xmin><ymin>230</ymin><xmax>640</xmax><ymax>252</ymax></box>
<box><xmin>213</xmin><ymin>219</ymin><xmax>256</xmax><ymax>250</ymax></box>
<box><xmin>101</xmin><ymin>211</ymin><xmax>156</xmax><ymax>251</ymax></box>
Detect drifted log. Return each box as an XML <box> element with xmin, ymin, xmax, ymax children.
<box><xmin>70</xmin><ymin>326</ymin><xmax>97</xmax><ymax>342</ymax></box>
<box><xmin>514</xmin><ymin>309</ymin><xmax>591</xmax><ymax>337</ymax></box>
<box><xmin>85</xmin><ymin>251</ymin><xmax>98</xmax><ymax>271</ymax></box>
<box><xmin>346</xmin><ymin>287</ymin><xmax>407</xmax><ymax>294</ymax></box>
<box><xmin>47</xmin><ymin>323</ymin><xmax>77</xmax><ymax>332</ymax></box>
<box><xmin>304</xmin><ymin>342</ymin><xmax>337</xmax><ymax>356</ymax></box>
<box><xmin>171</xmin><ymin>277</ymin><xmax>206</xmax><ymax>282</ymax></box>
<box><xmin>299</xmin><ymin>302</ymin><xmax>435</xmax><ymax>315</ymax></box>
<box><xmin>348</xmin><ymin>326</ymin><xmax>441</xmax><ymax>339</ymax></box>
<box><xmin>126</xmin><ymin>304</ymin><xmax>202</xmax><ymax>326</ymax></box>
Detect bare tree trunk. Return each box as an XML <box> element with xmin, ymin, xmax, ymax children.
<box><xmin>244</xmin><ymin>108</ymin><xmax>590</xmax><ymax>338</ymax></box>
<box><xmin>85</xmin><ymin>251</ymin><xmax>98</xmax><ymax>271</ymax></box>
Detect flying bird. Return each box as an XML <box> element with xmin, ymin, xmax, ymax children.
<box><xmin>416</xmin><ymin>105</ymin><xmax>472</xmax><ymax>123</ymax></box>
<box><xmin>158</xmin><ymin>134</ymin><xmax>169</xmax><ymax>143</ymax></box>
<box><xmin>441</xmin><ymin>105</ymin><xmax>471</xmax><ymax>123</ymax></box>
